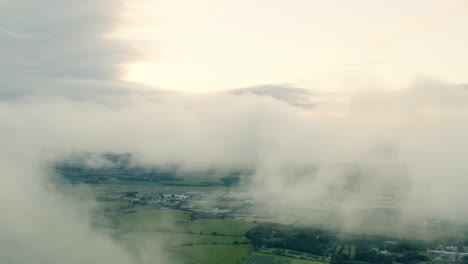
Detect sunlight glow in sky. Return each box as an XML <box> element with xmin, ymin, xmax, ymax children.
<box><xmin>115</xmin><ymin>0</ymin><xmax>468</xmax><ymax>92</ymax></box>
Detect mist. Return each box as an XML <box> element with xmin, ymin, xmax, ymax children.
<box><xmin>2</xmin><ymin>78</ymin><xmax>468</xmax><ymax>262</ymax></box>
<box><xmin>3</xmin><ymin>81</ymin><xmax>468</xmax><ymax>220</ymax></box>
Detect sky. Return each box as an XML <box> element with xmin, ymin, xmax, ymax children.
<box><xmin>117</xmin><ymin>0</ymin><xmax>468</xmax><ymax>92</ymax></box>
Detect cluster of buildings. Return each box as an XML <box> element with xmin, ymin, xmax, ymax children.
<box><xmin>98</xmin><ymin>190</ymin><xmax>256</xmax><ymax>218</ymax></box>
<box><xmin>427</xmin><ymin>246</ymin><xmax>468</xmax><ymax>262</ymax></box>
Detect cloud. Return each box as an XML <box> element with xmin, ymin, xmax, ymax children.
<box><xmin>0</xmin><ymin>157</ymin><xmax>135</xmax><ymax>263</ymax></box>
<box><xmin>228</xmin><ymin>85</ymin><xmax>315</xmax><ymax>108</ymax></box>
<box><xmin>4</xmin><ymin>81</ymin><xmax>468</xmax><ymax>218</ymax></box>
<box><xmin>0</xmin><ymin>0</ymin><xmax>149</xmax><ymax>99</ymax></box>
<box><xmin>0</xmin><ymin>1</ymin><xmax>165</xmax><ymax>263</ymax></box>
<box><xmin>248</xmin><ymin>81</ymin><xmax>468</xmax><ymax>234</ymax></box>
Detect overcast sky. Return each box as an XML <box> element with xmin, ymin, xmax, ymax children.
<box><xmin>115</xmin><ymin>0</ymin><xmax>468</xmax><ymax>92</ymax></box>
<box><xmin>2</xmin><ymin>0</ymin><xmax>467</xmax><ymax>94</ymax></box>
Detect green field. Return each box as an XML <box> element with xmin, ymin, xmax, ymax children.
<box><xmin>333</xmin><ymin>245</ymin><xmax>355</xmax><ymax>259</ymax></box>
<box><xmin>112</xmin><ymin>208</ymin><xmax>256</xmax><ymax>236</ymax></box>
<box><xmin>113</xmin><ymin>208</ymin><xmax>191</xmax><ymax>230</ymax></box>
<box><xmin>292</xmin><ymin>260</ymin><xmax>326</xmax><ymax>264</ymax></box>
<box><xmin>182</xmin><ymin>219</ymin><xmax>256</xmax><ymax>236</ymax></box>
<box><xmin>172</xmin><ymin>244</ymin><xmax>252</xmax><ymax>264</ymax></box>
<box><xmin>243</xmin><ymin>252</ymin><xmax>327</xmax><ymax>264</ymax></box>
<box><xmin>112</xmin><ymin>207</ymin><xmax>256</xmax><ymax>263</ymax></box>
<box><xmin>259</xmin><ymin>248</ymin><xmax>330</xmax><ymax>263</ymax></box>
<box><xmin>125</xmin><ymin>231</ymin><xmax>244</xmax><ymax>248</ymax></box>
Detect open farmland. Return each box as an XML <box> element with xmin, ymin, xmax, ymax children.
<box><xmin>172</xmin><ymin>244</ymin><xmax>252</xmax><ymax>264</ymax></box>
<box><xmin>125</xmin><ymin>231</ymin><xmax>244</xmax><ymax>248</ymax></box>
<box><xmin>242</xmin><ymin>252</ymin><xmax>327</xmax><ymax>264</ymax></box>
<box><xmin>56</xmin><ymin>160</ymin><xmax>468</xmax><ymax>264</ymax></box>
<box><xmin>112</xmin><ymin>208</ymin><xmax>256</xmax><ymax>236</ymax></box>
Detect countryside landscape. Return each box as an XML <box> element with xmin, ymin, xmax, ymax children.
<box><xmin>54</xmin><ymin>154</ymin><xmax>468</xmax><ymax>264</ymax></box>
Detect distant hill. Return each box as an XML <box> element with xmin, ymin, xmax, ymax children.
<box><xmin>55</xmin><ymin>153</ymin><xmax>254</xmax><ymax>185</ymax></box>
<box><xmin>228</xmin><ymin>85</ymin><xmax>315</xmax><ymax>108</ymax></box>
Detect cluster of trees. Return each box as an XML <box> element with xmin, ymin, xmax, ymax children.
<box><xmin>220</xmin><ymin>176</ymin><xmax>240</xmax><ymax>187</ymax></box>
<box><xmin>246</xmin><ymin>223</ymin><xmax>433</xmax><ymax>264</ymax></box>
<box><xmin>332</xmin><ymin>239</ymin><xmax>428</xmax><ymax>264</ymax></box>
<box><xmin>57</xmin><ymin>154</ymin><xmax>251</xmax><ymax>186</ymax></box>
<box><xmin>333</xmin><ymin>251</ymin><xmax>429</xmax><ymax>264</ymax></box>
<box><xmin>245</xmin><ymin>223</ymin><xmax>335</xmax><ymax>256</ymax></box>
<box><xmin>56</xmin><ymin>163</ymin><xmax>178</xmax><ymax>183</ymax></box>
